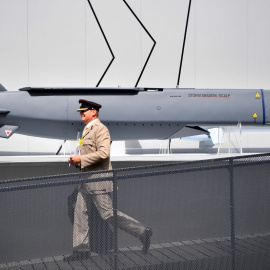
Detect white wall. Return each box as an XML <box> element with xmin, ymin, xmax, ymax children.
<box><xmin>1</xmin><ymin>0</ymin><xmax>270</xmax><ymax>155</ymax></box>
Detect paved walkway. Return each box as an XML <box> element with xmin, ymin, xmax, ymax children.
<box><xmin>1</xmin><ymin>233</ymin><xmax>270</xmax><ymax>270</ymax></box>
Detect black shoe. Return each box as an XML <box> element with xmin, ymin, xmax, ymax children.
<box><xmin>140</xmin><ymin>228</ymin><xmax>153</xmax><ymax>254</ymax></box>
<box><xmin>63</xmin><ymin>251</ymin><xmax>91</xmax><ymax>261</ymax></box>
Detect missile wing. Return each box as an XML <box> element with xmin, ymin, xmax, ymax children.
<box><xmin>0</xmin><ymin>85</ymin><xmax>268</xmax><ymax>141</ymax></box>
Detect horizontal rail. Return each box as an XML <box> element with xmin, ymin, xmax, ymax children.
<box><xmin>2</xmin><ymin>152</ymin><xmax>270</xmax><ymax>186</ymax></box>
<box><xmin>1</xmin><ymin>153</ymin><xmax>270</xmax><ymax>192</ymax></box>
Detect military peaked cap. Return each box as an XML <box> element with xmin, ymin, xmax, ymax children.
<box><xmin>77</xmin><ymin>99</ymin><xmax>102</xmax><ymax>111</ymax></box>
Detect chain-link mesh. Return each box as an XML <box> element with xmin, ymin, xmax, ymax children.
<box><xmin>1</xmin><ymin>153</ymin><xmax>270</xmax><ymax>269</ymax></box>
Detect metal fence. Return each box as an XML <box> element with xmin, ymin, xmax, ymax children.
<box><xmin>1</xmin><ymin>153</ymin><xmax>270</xmax><ymax>270</ymax></box>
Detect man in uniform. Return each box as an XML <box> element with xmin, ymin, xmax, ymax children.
<box><xmin>66</xmin><ymin>99</ymin><xmax>152</xmax><ymax>261</ymax></box>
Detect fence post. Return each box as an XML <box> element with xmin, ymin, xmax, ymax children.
<box><xmin>229</xmin><ymin>158</ymin><xmax>236</xmax><ymax>270</ymax></box>
<box><xmin>112</xmin><ymin>171</ymin><xmax>118</xmax><ymax>270</ymax></box>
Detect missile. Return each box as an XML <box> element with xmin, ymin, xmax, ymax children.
<box><xmin>0</xmin><ymin>85</ymin><xmax>268</xmax><ymax>141</ymax></box>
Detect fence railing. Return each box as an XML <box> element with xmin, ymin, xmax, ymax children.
<box><xmin>1</xmin><ymin>153</ymin><xmax>270</xmax><ymax>270</ymax></box>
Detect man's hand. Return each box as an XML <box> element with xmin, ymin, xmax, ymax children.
<box><xmin>68</xmin><ymin>155</ymin><xmax>81</xmax><ymax>166</ymax></box>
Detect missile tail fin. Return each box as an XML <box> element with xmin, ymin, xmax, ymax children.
<box><xmin>0</xmin><ymin>84</ymin><xmax>7</xmax><ymax>92</ymax></box>
<box><xmin>0</xmin><ymin>125</ymin><xmax>19</xmax><ymax>138</ymax></box>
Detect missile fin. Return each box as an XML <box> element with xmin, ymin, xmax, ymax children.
<box><xmin>0</xmin><ymin>109</ymin><xmax>10</xmax><ymax>114</ymax></box>
<box><xmin>0</xmin><ymin>125</ymin><xmax>19</xmax><ymax>138</ymax></box>
<box><xmin>0</xmin><ymin>84</ymin><xmax>7</xmax><ymax>92</ymax></box>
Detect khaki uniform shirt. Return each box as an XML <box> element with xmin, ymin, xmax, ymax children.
<box><xmin>79</xmin><ymin>119</ymin><xmax>113</xmax><ymax>194</ymax></box>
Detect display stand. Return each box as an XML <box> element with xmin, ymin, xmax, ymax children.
<box><xmin>217</xmin><ymin>123</ymin><xmax>242</xmax><ymax>155</ymax></box>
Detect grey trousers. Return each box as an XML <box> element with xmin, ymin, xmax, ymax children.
<box><xmin>73</xmin><ymin>190</ymin><xmax>146</xmax><ymax>251</ymax></box>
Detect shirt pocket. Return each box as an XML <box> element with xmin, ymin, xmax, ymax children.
<box><xmin>82</xmin><ymin>139</ymin><xmax>96</xmax><ymax>152</ymax></box>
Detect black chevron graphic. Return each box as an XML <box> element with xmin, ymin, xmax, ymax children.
<box><xmin>123</xmin><ymin>0</ymin><xmax>156</xmax><ymax>87</ymax></box>
<box><xmin>86</xmin><ymin>0</ymin><xmax>115</xmax><ymax>87</ymax></box>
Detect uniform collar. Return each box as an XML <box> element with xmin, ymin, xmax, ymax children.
<box><xmin>86</xmin><ymin>118</ymin><xmax>98</xmax><ymax>129</ymax></box>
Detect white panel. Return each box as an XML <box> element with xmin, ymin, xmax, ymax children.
<box><xmin>0</xmin><ymin>0</ymin><xmax>28</xmax><ymax>90</ymax></box>
<box><xmin>248</xmin><ymin>0</ymin><xmax>270</xmax><ymax>89</ymax></box>
<box><xmin>27</xmin><ymin>0</ymin><xmax>85</xmax><ymax>87</ymax></box>
<box><xmin>0</xmin><ymin>133</ymin><xmax>63</xmax><ymax>155</ymax></box>
<box><xmin>196</xmin><ymin>0</ymin><xmax>248</xmax><ymax>88</ymax></box>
